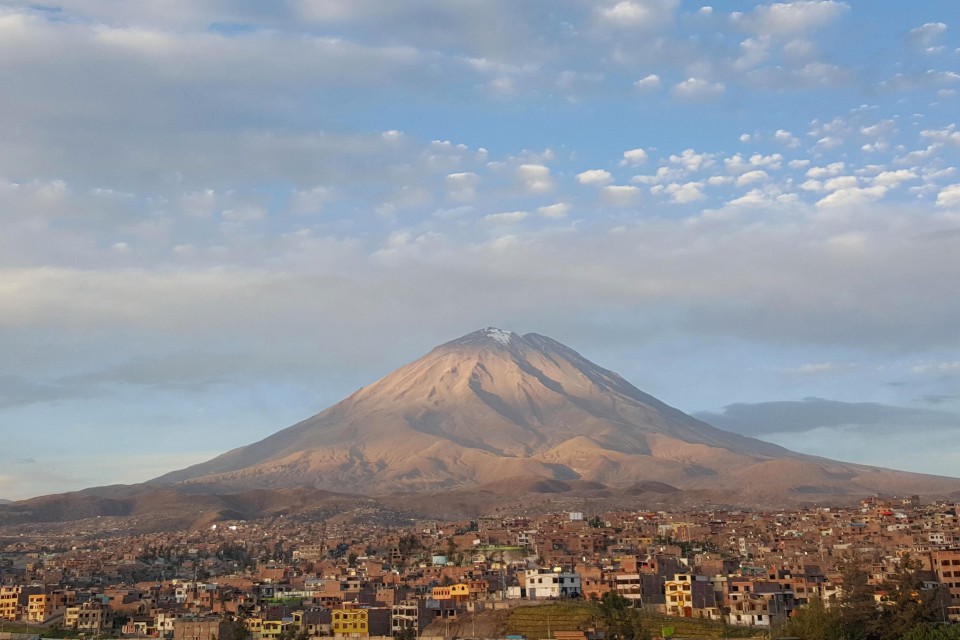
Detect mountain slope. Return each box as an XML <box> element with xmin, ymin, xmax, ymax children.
<box><xmin>154</xmin><ymin>328</ymin><xmax>960</xmax><ymax>498</ymax></box>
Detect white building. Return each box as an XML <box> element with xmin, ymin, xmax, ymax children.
<box><xmin>508</xmin><ymin>569</ymin><xmax>582</xmax><ymax>599</ymax></box>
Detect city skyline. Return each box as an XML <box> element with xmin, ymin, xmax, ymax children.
<box><xmin>2</xmin><ymin>1</ymin><xmax>960</xmax><ymax>499</ymax></box>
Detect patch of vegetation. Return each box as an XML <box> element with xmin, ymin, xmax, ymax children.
<box><xmin>775</xmin><ymin>556</ymin><xmax>954</xmax><ymax>640</ymax></box>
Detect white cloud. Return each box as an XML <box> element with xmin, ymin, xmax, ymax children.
<box><xmin>672</xmin><ymin>77</ymin><xmax>725</xmax><ymax>100</ymax></box>
<box><xmin>577</xmin><ymin>169</ymin><xmax>614</xmax><ymax>185</ymax></box>
<box><xmin>806</xmin><ymin>162</ymin><xmax>845</xmax><ymax>178</ymax></box>
<box><xmin>664</xmin><ymin>181</ymin><xmax>706</xmax><ymax>203</ymax></box>
<box><xmin>872</xmin><ymin>170</ymin><xmax>917</xmax><ymax>188</ymax></box>
<box><xmin>734</xmin><ymin>36</ymin><xmax>771</xmax><ymax>71</ymax></box>
<box><xmin>815</xmin><ymin>185</ymin><xmax>887</xmax><ymax>209</ymax></box>
<box><xmin>445</xmin><ymin>172</ymin><xmax>480</xmax><ymax>201</ymax></box>
<box><xmin>733</xmin><ymin>1</ymin><xmax>850</xmax><ymax>36</ymax></box>
<box><xmin>537</xmin><ymin>202</ymin><xmax>571</xmax><ymax>219</ymax></box>
<box><xmin>596</xmin><ymin>0</ymin><xmax>679</xmax><ymax>29</ymax></box>
<box><xmin>936</xmin><ymin>184</ymin><xmax>960</xmax><ymax>208</ymax></box>
<box><xmin>601</xmin><ymin>185</ymin><xmax>640</xmax><ymax>206</ymax></box>
<box><xmin>726</xmin><ymin>153</ymin><xmax>782</xmax><ymax>174</ymax></box>
<box><xmin>822</xmin><ymin>176</ymin><xmax>859</xmax><ymax>191</ymax></box>
<box><xmin>921</xmin><ymin>125</ymin><xmax>960</xmax><ymax>146</ymax></box>
<box><xmin>634</xmin><ymin>74</ymin><xmax>662</xmax><ymax>90</ymax></box>
<box><xmin>670</xmin><ymin>148</ymin><xmax>715</xmax><ymax>172</ymax></box>
<box><xmin>621</xmin><ymin>148</ymin><xmax>649</xmax><ymax>165</ymax></box>
<box><xmin>736</xmin><ymin>170</ymin><xmax>769</xmax><ymax>186</ymax></box>
<box><xmin>907</xmin><ymin>22</ymin><xmax>948</xmax><ymax>51</ymax></box>
<box><xmin>723</xmin><ymin>188</ymin><xmax>798</xmax><ymax>208</ymax></box>
<box><xmin>707</xmin><ymin>175</ymin><xmax>734</xmax><ymax>186</ymax></box>
<box><xmin>632</xmin><ymin>166</ymin><xmax>684</xmax><ymax>185</ymax></box>
<box><xmin>774</xmin><ymin>129</ymin><xmax>801</xmax><ymax>148</ymax></box>
<box><xmin>485</xmin><ymin>210</ymin><xmax>528</xmax><ymax>223</ymax></box>
<box><xmin>516</xmin><ymin>163</ymin><xmax>554</xmax><ymax>194</ymax></box>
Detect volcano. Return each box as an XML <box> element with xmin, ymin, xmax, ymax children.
<box><xmin>153</xmin><ymin>328</ymin><xmax>960</xmax><ymax>500</ymax></box>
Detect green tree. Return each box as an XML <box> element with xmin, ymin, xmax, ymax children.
<box><xmin>877</xmin><ymin>555</ymin><xmax>946</xmax><ymax>640</ymax></box>
<box><xmin>837</xmin><ymin>559</ymin><xmax>882</xmax><ymax>640</ymax></box>
<box><xmin>231</xmin><ymin>618</ymin><xmax>251</xmax><ymax>640</ymax></box>
<box><xmin>594</xmin><ymin>592</ymin><xmax>649</xmax><ymax>640</ymax></box>
<box><xmin>900</xmin><ymin>622</ymin><xmax>960</xmax><ymax>640</ymax></box>
<box><xmin>776</xmin><ymin>596</ymin><xmax>842</xmax><ymax>640</ymax></box>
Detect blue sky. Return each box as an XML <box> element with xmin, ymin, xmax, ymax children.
<box><xmin>3</xmin><ymin>0</ymin><xmax>960</xmax><ymax>500</ymax></box>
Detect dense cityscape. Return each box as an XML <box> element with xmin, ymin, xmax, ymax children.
<box><xmin>3</xmin><ymin>495</ymin><xmax>960</xmax><ymax>640</ymax></box>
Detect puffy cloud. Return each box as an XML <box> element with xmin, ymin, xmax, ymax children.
<box><xmin>725</xmin><ymin>153</ymin><xmax>782</xmax><ymax>174</ymax></box>
<box><xmin>596</xmin><ymin>0</ymin><xmax>679</xmax><ymax>29</ymax></box>
<box><xmin>732</xmin><ymin>1</ymin><xmax>850</xmax><ymax>37</ymax></box>
<box><xmin>515</xmin><ymin>163</ymin><xmax>554</xmax><ymax>194</ymax></box>
<box><xmin>733</xmin><ymin>36</ymin><xmax>772</xmax><ymax>71</ymax></box>
<box><xmin>937</xmin><ymin>184</ymin><xmax>960</xmax><ymax>208</ymax></box>
<box><xmin>664</xmin><ymin>181</ymin><xmax>706</xmax><ymax>203</ymax></box>
<box><xmin>577</xmin><ymin>169</ymin><xmax>614</xmax><ymax>185</ymax></box>
<box><xmin>806</xmin><ymin>162</ymin><xmax>846</xmax><ymax>178</ymax></box>
<box><xmin>600</xmin><ymin>185</ymin><xmax>641</xmax><ymax>206</ymax></box>
<box><xmin>672</xmin><ymin>77</ymin><xmax>725</xmax><ymax>100</ymax></box>
<box><xmin>907</xmin><ymin>22</ymin><xmax>948</xmax><ymax>51</ymax></box>
<box><xmin>872</xmin><ymin>170</ymin><xmax>917</xmax><ymax>188</ymax></box>
<box><xmin>736</xmin><ymin>170</ymin><xmax>769</xmax><ymax>186</ymax></box>
<box><xmin>670</xmin><ymin>149</ymin><xmax>715</xmax><ymax>173</ymax></box>
<box><xmin>921</xmin><ymin>125</ymin><xmax>960</xmax><ymax>146</ymax></box>
<box><xmin>537</xmin><ymin>202</ymin><xmax>571</xmax><ymax>219</ymax></box>
<box><xmin>822</xmin><ymin>176</ymin><xmax>859</xmax><ymax>191</ymax></box>
<box><xmin>774</xmin><ymin>129</ymin><xmax>801</xmax><ymax>148</ymax></box>
<box><xmin>815</xmin><ymin>185</ymin><xmax>887</xmax><ymax>208</ymax></box>
<box><xmin>722</xmin><ymin>189</ymin><xmax>798</xmax><ymax>208</ymax></box>
<box><xmin>621</xmin><ymin>148</ymin><xmax>649</xmax><ymax>165</ymax></box>
<box><xmin>634</xmin><ymin>74</ymin><xmax>662</xmax><ymax>90</ymax></box>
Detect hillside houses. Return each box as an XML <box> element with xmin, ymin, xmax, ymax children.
<box><xmin>2</xmin><ymin>496</ymin><xmax>960</xmax><ymax>636</ymax></box>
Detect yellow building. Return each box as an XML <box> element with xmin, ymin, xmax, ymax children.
<box><xmin>664</xmin><ymin>574</ymin><xmax>694</xmax><ymax>617</ymax></box>
<box><xmin>28</xmin><ymin>593</ymin><xmax>65</xmax><ymax>623</ymax></box>
<box><xmin>245</xmin><ymin>617</ymin><xmax>264</xmax><ymax>635</ymax></box>
<box><xmin>0</xmin><ymin>586</ymin><xmax>21</xmax><ymax>621</ymax></box>
<box><xmin>261</xmin><ymin>620</ymin><xmax>284</xmax><ymax>639</ymax></box>
<box><xmin>332</xmin><ymin>608</ymin><xmax>368</xmax><ymax>638</ymax></box>
<box><xmin>431</xmin><ymin>583</ymin><xmax>471</xmax><ymax>602</ymax></box>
